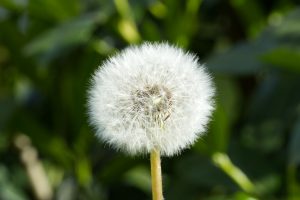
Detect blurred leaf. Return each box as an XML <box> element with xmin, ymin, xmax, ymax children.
<box><xmin>241</xmin><ymin>119</ymin><xmax>284</xmax><ymax>154</ymax></box>
<box><xmin>186</xmin><ymin>0</ymin><xmax>202</xmax><ymax>15</ymax></box>
<box><xmin>288</xmin><ymin>117</ymin><xmax>300</xmax><ymax>165</ymax></box>
<box><xmin>246</xmin><ymin>73</ymin><xmax>300</xmax><ymax>121</ymax></box>
<box><xmin>275</xmin><ymin>8</ymin><xmax>300</xmax><ymax>38</ymax></box>
<box><xmin>91</xmin><ymin>39</ymin><xmax>116</xmax><ymax>55</ymax></box>
<box><xmin>207</xmin><ymin>103</ymin><xmax>230</xmax><ymax>153</ymax></box>
<box><xmin>114</xmin><ymin>0</ymin><xmax>141</xmax><ymax>43</ymax></box>
<box><xmin>45</xmin><ymin>163</ymin><xmax>64</xmax><ymax>188</ymax></box>
<box><xmin>117</xmin><ymin>19</ymin><xmax>141</xmax><ymax>43</ymax></box>
<box><xmin>141</xmin><ymin>20</ymin><xmax>161</xmax><ymax>41</ymax></box>
<box><xmin>0</xmin><ymin>97</ymin><xmax>14</xmax><ymax>130</ymax></box>
<box><xmin>206</xmin><ymin>7</ymin><xmax>300</xmax><ymax>76</ymax></box>
<box><xmin>123</xmin><ymin>165</ymin><xmax>151</xmax><ymax>193</ymax></box>
<box><xmin>24</xmin><ymin>12</ymin><xmax>106</xmax><ymax>59</ymax></box>
<box><xmin>149</xmin><ymin>1</ymin><xmax>167</xmax><ymax>19</ymax></box>
<box><xmin>174</xmin><ymin>153</ymin><xmax>235</xmax><ymax>188</ymax></box>
<box><xmin>254</xmin><ymin>174</ymin><xmax>281</xmax><ymax>196</ymax></box>
<box><xmin>56</xmin><ymin>178</ymin><xmax>77</xmax><ymax>200</ymax></box>
<box><xmin>211</xmin><ymin>77</ymin><xmax>240</xmax><ymax>152</ymax></box>
<box><xmin>78</xmin><ymin>181</ymin><xmax>106</xmax><ymax>200</ymax></box>
<box><xmin>287</xmin><ymin>164</ymin><xmax>300</xmax><ymax>200</ymax></box>
<box><xmin>212</xmin><ymin>152</ymin><xmax>255</xmax><ymax>194</ymax></box>
<box><xmin>261</xmin><ymin>47</ymin><xmax>300</xmax><ymax>72</ymax></box>
<box><xmin>0</xmin><ymin>0</ymin><xmax>26</xmax><ymax>12</ymax></box>
<box><xmin>99</xmin><ymin>155</ymin><xmax>139</xmax><ymax>184</ymax></box>
<box><xmin>0</xmin><ymin>45</ymin><xmax>10</xmax><ymax>63</ymax></box>
<box><xmin>75</xmin><ymin>156</ymin><xmax>92</xmax><ymax>186</ymax></box>
<box><xmin>233</xmin><ymin>191</ymin><xmax>257</xmax><ymax>200</ymax></box>
<box><xmin>206</xmin><ymin>35</ymin><xmax>274</xmax><ymax>75</ymax></box>
<box><xmin>0</xmin><ymin>165</ymin><xmax>27</xmax><ymax>200</ymax></box>
<box><xmin>230</xmin><ymin>0</ymin><xmax>264</xmax><ymax>36</ymax></box>
<box><xmin>166</xmin><ymin>153</ymin><xmax>236</xmax><ymax>200</ymax></box>
<box><xmin>14</xmin><ymin>112</ymin><xmax>74</xmax><ymax>168</ymax></box>
<box><xmin>28</xmin><ymin>0</ymin><xmax>81</xmax><ymax>22</ymax></box>
<box><xmin>287</xmin><ymin>116</ymin><xmax>300</xmax><ymax>198</ymax></box>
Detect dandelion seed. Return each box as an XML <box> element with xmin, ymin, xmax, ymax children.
<box><xmin>88</xmin><ymin>42</ymin><xmax>215</xmax><ymax>156</ymax></box>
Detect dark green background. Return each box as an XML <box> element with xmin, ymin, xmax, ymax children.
<box><xmin>1</xmin><ymin>0</ymin><xmax>300</xmax><ymax>199</ymax></box>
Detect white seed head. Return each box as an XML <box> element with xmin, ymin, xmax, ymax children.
<box><xmin>88</xmin><ymin>42</ymin><xmax>215</xmax><ymax>156</ymax></box>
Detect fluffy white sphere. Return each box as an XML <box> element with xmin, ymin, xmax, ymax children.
<box><xmin>88</xmin><ymin>42</ymin><xmax>215</xmax><ymax>156</ymax></box>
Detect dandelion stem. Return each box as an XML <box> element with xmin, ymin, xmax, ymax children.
<box><xmin>150</xmin><ymin>149</ymin><xmax>163</xmax><ymax>200</ymax></box>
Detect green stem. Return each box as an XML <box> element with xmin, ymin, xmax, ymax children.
<box><xmin>150</xmin><ymin>149</ymin><xmax>163</xmax><ymax>200</ymax></box>
<box><xmin>212</xmin><ymin>152</ymin><xmax>255</xmax><ymax>194</ymax></box>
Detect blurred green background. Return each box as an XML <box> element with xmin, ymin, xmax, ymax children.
<box><xmin>1</xmin><ymin>0</ymin><xmax>300</xmax><ymax>199</ymax></box>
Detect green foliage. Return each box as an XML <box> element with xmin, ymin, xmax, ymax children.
<box><xmin>1</xmin><ymin>0</ymin><xmax>300</xmax><ymax>199</ymax></box>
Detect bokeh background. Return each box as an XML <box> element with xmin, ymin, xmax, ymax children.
<box><xmin>1</xmin><ymin>0</ymin><xmax>300</xmax><ymax>199</ymax></box>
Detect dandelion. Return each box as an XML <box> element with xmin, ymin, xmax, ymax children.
<box><xmin>88</xmin><ymin>42</ymin><xmax>215</xmax><ymax>200</ymax></box>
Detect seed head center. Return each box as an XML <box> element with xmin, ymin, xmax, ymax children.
<box><xmin>132</xmin><ymin>84</ymin><xmax>172</xmax><ymax>125</ymax></box>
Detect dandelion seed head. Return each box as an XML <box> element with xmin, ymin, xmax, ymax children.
<box><xmin>88</xmin><ymin>42</ymin><xmax>215</xmax><ymax>156</ymax></box>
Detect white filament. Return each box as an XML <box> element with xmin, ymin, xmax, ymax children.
<box><xmin>88</xmin><ymin>42</ymin><xmax>215</xmax><ymax>156</ymax></box>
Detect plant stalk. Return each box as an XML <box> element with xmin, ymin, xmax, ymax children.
<box><xmin>150</xmin><ymin>149</ymin><xmax>163</xmax><ymax>200</ymax></box>
<box><xmin>212</xmin><ymin>152</ymin><xmax>255</xmax><ymax>194</ymax></box>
